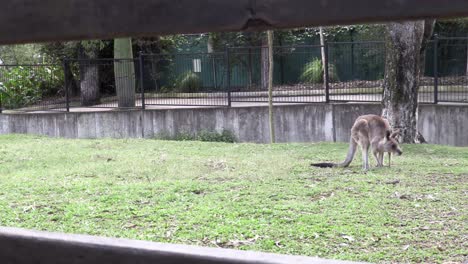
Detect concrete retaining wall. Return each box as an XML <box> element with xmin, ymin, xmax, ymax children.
<box><xmin>1</xmin><ymin>103</ymin><xmax>467</xmax><ymax>146</ymax></box>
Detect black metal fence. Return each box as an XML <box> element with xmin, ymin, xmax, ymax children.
<box><xmin>63</xmin><ymin>58</ymin><xmax>142</xmax><ymax>110</ymax></box>
<box><xmin>141</xmin><ymin>53</ymin><xmax>229</xmax><ymax>107</ymax></box>
<box><xmin>1</xmin><ymin>38</ymin><xmax>468</xmax><ymax>113</ymax></box>
<box><xmin>0</xmin><ymin>64</ymin><xmax>67</xmax><ymax>112</ymax></box>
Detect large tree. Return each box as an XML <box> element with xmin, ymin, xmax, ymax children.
<box><xmin>78</xmin><ymin>41</ymin><xmax>101</xmax><ymax>106</ymax></box>
<box><xmin>382</xmin><ymin>20</ymin><xmax>434</xmax><ymax>143</ymax></box>
<box><xmin>114</xmin><ymin>38</ymin><xmax>136</xmax><ymax>108</ymax></box>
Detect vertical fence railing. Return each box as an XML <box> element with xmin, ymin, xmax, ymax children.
<box><xmin>63</xmin><ymin>59</ymin><xmax>70</xmax><ymax>112</ymax></box>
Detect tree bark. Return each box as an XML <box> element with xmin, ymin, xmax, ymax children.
<box><xmin>319</xmin><ymin>27</ymin><xmax>327</xmax><ymax>86</ymax></box>
<box><xmin>78</xmin><ymin>45</ymin><xmax>101</xmax><ymax>106</ymax></box>
<box><xmin>382</xmin><ymin>21</ymin><xmax>425</xmax><ymax>143</ymax></box>
<box><xmin>114</xmin><ymin>38</ymin><xmax>136</xmax><ymax>108</ymax></box>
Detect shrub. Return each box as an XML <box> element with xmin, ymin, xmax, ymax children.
<box><xmin>300</xmin><ymin>59</ymin><xmax>339</xmax><ymax>83</ymax></box>
<box><xmin>0</xmin><ymin>65</ymin><xmax>64</xmax><ymax>109</ymax></box>
<box><xmin>175</xmin><ymin>71</ymin><xmax>202</xmax><ymax>93</ymax></box>
<box><xmin>155</xmin><ymin>129</ymin><xmax>236</xmax><ymax>143</ymax></box>
<box><xmin>197</xmin><ymin>130</ymin><xmax>236</xmax><ymax>143</ymax></box>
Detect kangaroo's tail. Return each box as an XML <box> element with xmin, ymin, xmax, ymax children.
<box><xmin>311</xmin><ymin>137</ymin><xmax>358</xmax><ymax>168</ymax></box>
<box><xmin>311</xmin><ymin>162</ymin><xmax>335</xmax><ymax>168</ymax></box>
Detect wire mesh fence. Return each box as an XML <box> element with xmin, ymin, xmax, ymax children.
<box><xmin>1</xmin><ymin>38</ymin><xmax>468</xmax><ymax>113</ymax></box>
<box><xmin>435</xmin><ymin>37</ymin><xmax>468</xmax><ymax>103</ymax></box>
<box><xmin>328</xmin><ymin>41</ymin><xmax>386</xmax><ymax>102</ymax></box>
<box><xmin>141</xmin><ymin>53</ymin><xmax>229</xmax><ymax>107</ymax></box>
<box><xmin>228</xmin><ymin>46</ymin><xmax>327</xmax><ymax>104</ymax></box>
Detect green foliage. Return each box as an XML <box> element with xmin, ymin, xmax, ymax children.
<box><xmin>175</xmin><ymin>71</ymin><xmax>202</xmax><ymax>92</ymax></box>
<box><xmin>209</xmin><ymin>32</ymin><xmax>264</xmax><ymax>51</ymax></box>
<box><xmin>300</xmin><ymin>59</ymin><xmax>339</xmax><ymax>83</ymax></box>
<box><xmin>0</xmin><ymin>65</ymin><xmax>64</xmax><ymax>109</ymax></box>
<box><xmin>197</xmin><ymin>130</ymin><xmax>236</xmax><ymax>143</ymax></box>
<box><xmin>0</xmin><ymin>44</ymin><xmax>44</xmax><ymax>65</ymax></box>
<box><xmin>157</xmin><ymin>130</ymin><xmax>236</xmax><ymax>143</ymax></box>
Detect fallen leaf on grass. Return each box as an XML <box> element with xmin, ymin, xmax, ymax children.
<box><xmin>275</xmin><ymin>240</ymin><xmax>284</xmax><ymax>248</ymax></box>
<box><xmin>123</xmin><ymin>223</ymin><xmax>138</xmax><ymax>229</ymax></box>
<box><xmin>391</xmin><ymin>192</ymin><xmax>412</xmax><ymax>200</ymax></box>
<box><xmin>208</xmin><ymin>235</ymin><xmax>260</xmax><ymax>248</ymax></box>
<box><xmin>340</xmin><ymin>234</ymin><xmax>355</xmax><ymax>242</ymax></box>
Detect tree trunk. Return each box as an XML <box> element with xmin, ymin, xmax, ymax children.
<box><xmin>261</xmin><ymin>35</ymin><xmax>269</xmax><ymax>90</ymax></box>
<box><xmin>78</xmin><ymin>45</ymin><xmax>101</xmax><ymax>106</ymax></box>
<box><xmin>319</xmin><ymin>27</ymin><xmax>327</xmax><ymax>86</ymax></box>
<box><xmin>207</xmin><ymin>34</ymin><xmax>218</xmax><ymax>89</ymax></box>
<box><xmin>114</xmin><ymin>38</ymin><xmax>136</xmax><ymax>108</ymax></box>
<box><xmin>382</xmin><ymin>21</ymin><xmax>425</xmax><ymax>143</ymax></box>
<box><xmin>207</xmin><ymin>34</ymin><xmax>214</xmax><ymax>53</ymax></box>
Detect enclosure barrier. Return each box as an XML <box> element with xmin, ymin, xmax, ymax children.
<box><xmin>0</xmin><ymin>227</ymin><xmax>364</xmax><ymax>264</ymax></box>
<box><xmin>1</xmin><ymin>38</ymin><xmax>467</xmax><ymax>113</ymax></box>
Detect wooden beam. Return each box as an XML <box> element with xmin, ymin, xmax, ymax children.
<box><xmin>1</xmin><ymin>0</ymin><xmax>468</xmax><ymax>44</ymax></box>
<box><xmin>0</xmin><ymin>227</ymin><xmax>364</xmax><ymax>264</ymax></box>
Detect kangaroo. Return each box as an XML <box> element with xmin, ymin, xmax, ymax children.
<box><xmin>312</xmin><ymin>114</ymin><xmax>402</xmax><ymax>170</ymax></box>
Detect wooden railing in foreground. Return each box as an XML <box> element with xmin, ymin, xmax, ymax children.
<box><xmin>0</xmin><ymin>227</ymin><xmax>366</xmax><ymax>264</ymax></box>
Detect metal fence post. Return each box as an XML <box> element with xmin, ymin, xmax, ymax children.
<box><xmin>324</xmin><ymin>41</ymin><xmax>330</xmax><ymax>103</ymax></box>
<box><xmin>139</xmin><ymin>52</ymin><xmax>146</xmax><ymax>110</ymax></box>
<box><xmin>62</xmin><ymin>59</ymin><xmax>70</xmax><ymax>112</ymax></box>
<box><xmin>433</xmin><ymin>35</ymin><xmax>439</xmax><ymax>104</ymax></box>
<box><xmin>225</xmin><ymin>47</ymin><xmax>232</xmax><ymax>107</ymax></box>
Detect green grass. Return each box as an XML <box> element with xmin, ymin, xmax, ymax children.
<box><xmin>0</xmin><ymin>135</ymin><xmax>466</xmax><ymax>263</ymax></box>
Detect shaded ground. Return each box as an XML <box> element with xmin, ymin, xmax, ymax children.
<box><xmin>0</xmin><ymin>135</ymin><xmax>466</xmax><ymax>263</ymax></box>
<box><xmin>4</xmin><ymin>88</ymin><xmax>468</xmax><ymax>113</ymax></box>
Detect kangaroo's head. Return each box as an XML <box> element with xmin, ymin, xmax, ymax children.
<box><xmin>384</xmin><ymin>130</ymin><xmax>402</xmax><ymax>156</ymax></box>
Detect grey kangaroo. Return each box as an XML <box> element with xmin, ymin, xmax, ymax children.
<box><xmin>312</xmin><ymin>114</ymin><xmax>402</xmax><ymax>170</ymax></box>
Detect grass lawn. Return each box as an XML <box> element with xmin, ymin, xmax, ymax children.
<box><xmin>0</xmin><ymin>135</ymin><xmax>466</xmax><ymax>263</ymax></box>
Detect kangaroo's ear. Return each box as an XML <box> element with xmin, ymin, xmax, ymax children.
<box><xmin>386</xmin><ymin>130</ymin><xmax>391</xmax><ymax>140</ymax></box>
<box><xmin>390</xmin><ymin>129</ymin><xmax>400</xmax><ymax>139</ymax></box>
